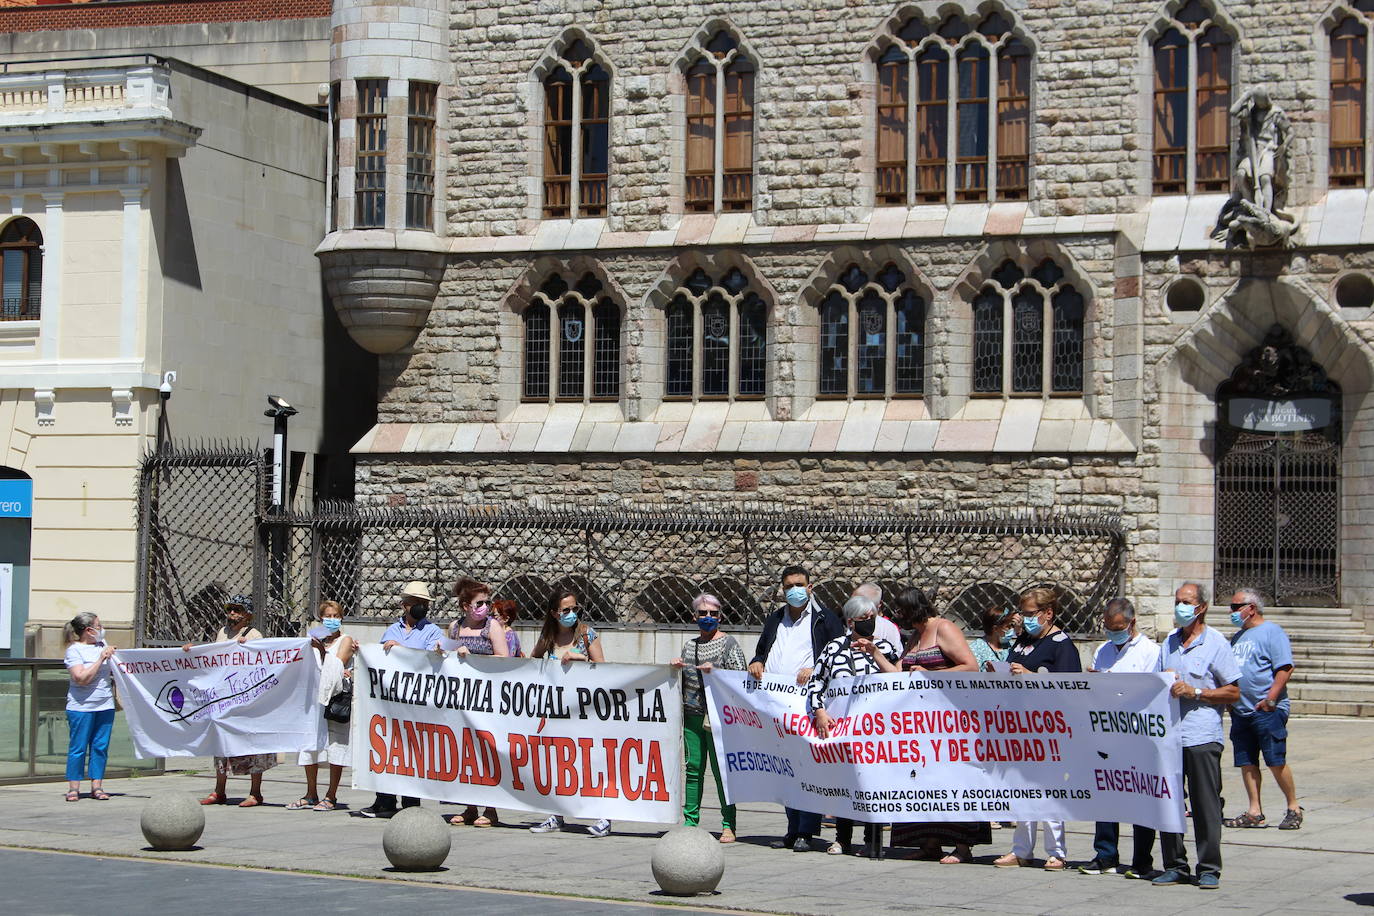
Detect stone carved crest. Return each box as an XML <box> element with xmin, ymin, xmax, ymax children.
<box><xmin>1222</xmin><ymin>325</ymin><xmax>1332</xmax><ymax>397</ymax></box>
<box><xmin>1212</xmin><ymin>89</ymin><xmax>1298</xmax><ymax>249</ymax></box>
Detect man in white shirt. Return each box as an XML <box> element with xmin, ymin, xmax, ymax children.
<box><xmin>852</xmin><ymin>582</ymin><xmax>903</xmax><ymax>650</ymax></box>
<box><xmin>1080</xmin><ymin>597</ymin><xmax>1162</xmax><ymax>878</ymax></box>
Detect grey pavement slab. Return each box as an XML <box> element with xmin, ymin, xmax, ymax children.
<box><xmin>0</xmin><ymin>717</ymin><xmax>1370</xmax><ymax>915</ymax></box>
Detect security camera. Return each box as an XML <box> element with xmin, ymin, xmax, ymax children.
<box><xmin>159</xmin><ymin>370</ymin><xmax>176</xmax><ymax>402</ymax></box>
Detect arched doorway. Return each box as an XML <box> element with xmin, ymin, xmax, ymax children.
<box><xmin>1215</xmin><ymin>326</ymin><xmax>1341</xmax><ymax>606</ymax></box>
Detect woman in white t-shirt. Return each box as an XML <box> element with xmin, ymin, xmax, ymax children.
<box><xmin>63</xmin><ymin>611</ymin><xmax>117</xmax><ymax>802</ymax></box>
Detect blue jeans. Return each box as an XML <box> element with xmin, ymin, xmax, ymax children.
<box><xmin>1092</xmin><ymin>820</ymin><xmax>1157</xmax><ymax>870</ymax></box>
<box><xmin>785</xmin><ymin>807</ymin><xmax>821</xmax><ymax>840</ymax></box>
<box><xmin>66</xmin><ymin>709</ymin><xmax>116</xmax><ymax>781</ymax></box>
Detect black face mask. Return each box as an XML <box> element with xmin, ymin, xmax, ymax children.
<box><xmin>852</xmin><ymin>617</ymin><xmax>877</xmax><ymax>639</ymax></box>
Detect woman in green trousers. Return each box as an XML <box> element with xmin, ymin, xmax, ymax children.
<box><xmin>670</xmin><ymin>593</ymin><xmax>748</xmax><ymax>843</ymax></box>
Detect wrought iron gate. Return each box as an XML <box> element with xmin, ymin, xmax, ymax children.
<box><xmin>1215</xmin><ymin>430</ymin><xmax>1340</xmax><ymax>606</ymax></box>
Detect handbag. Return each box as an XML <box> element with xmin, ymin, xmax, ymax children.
<box><xmin>323</xmin><ymin>686</ymin><xmax>352</xmax><ymax>723</ymax></box>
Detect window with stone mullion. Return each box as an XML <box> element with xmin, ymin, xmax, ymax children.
<box><xmin>354</xmin><ymin>79</ymin><xmax>387</xmax><ymax>228</ymax></box>
<box><xmin>817</xmin><ymin>264</ymin><xmax>925</xmax><ymax>399</ymax></box>
<box><xmin>1330</xmin><ymin>13</ymin><xmax>1371</xmax><ymax>188</ymax></box>
<box><xmin>971</xmin><ymin>259</ymin><xmax>1084</xmax><ymax>397</ymax></box>
<box><xmin>664</xmin><ymin>273</ymin><xmax>765</xmax><ymax>402</ymax></box>
<box><xmin>683</xmin><ymin>32</ymin><xmax>754</xmax><ymax>214</ymax></box>
<box><xmin>541</xmin><ymin>40</ymin><xmax>611</xmax><ymax>221</ymax></box>
<box><xmin>875</xmin><ymin>15</ymin><xmax>1029</xmax><ymax>206</ymax></box>
<box><xmin>1150</xmin><ymin>3</ymin><xmax>1234</xmax><ymax>196</ymax></box>
<box><xmin>522</xmin><ymin>274</ymin><xmax>621</xmax><ymax>404</ymax></box>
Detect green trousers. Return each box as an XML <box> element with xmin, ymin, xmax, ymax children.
<box><xmin>682</xmin><ymin>713</ymin><xmax>736</xmax><ymax>830</ymax></box>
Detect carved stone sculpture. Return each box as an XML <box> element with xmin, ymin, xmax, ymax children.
<box><xmin>1213</xmin><ymin>89</ymin><xmax>1297</xmax><ymax>248</ymax></box>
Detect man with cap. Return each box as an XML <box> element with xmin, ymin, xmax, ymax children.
<box><xmin>354</xmin><ymin>581</ymin><xmax>443</xmax><ymax>819</ymax></box>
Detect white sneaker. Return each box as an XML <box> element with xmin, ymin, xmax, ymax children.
<box><xmin>588</xmin><ymin>818</ymin><xmax>612</xmax><ymax>837</ymax></box>
<box><xmin>530</xmin><ymin>815</ymin><xmax>563</xmax><ymax>834</ymax></box>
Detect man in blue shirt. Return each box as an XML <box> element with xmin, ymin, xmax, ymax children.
<box><xmin>1223</xmin><ymin>587</ymin><xmax>1301</xmax><ymax>831</ymax></box>
<box><xmin>1154</xmin><ymin>582</ymin><xmax>1240</xmax><ymax>890</ymax></box>
<box><xmin>354</xmin><ymin>581</ymin><xmax>443</xmax><ymax>819</ymax></box>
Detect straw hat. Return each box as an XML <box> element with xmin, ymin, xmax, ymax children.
<box><xmin>400</xmin><ymin>581</ymin><xmax>433</xmax><ymax>602</ymax></box>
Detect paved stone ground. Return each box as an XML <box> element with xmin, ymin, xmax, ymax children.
<box><xmin>1</xmin><ymin>717</ymin><xmax>1371</xmax><ymax>915</ymax></box>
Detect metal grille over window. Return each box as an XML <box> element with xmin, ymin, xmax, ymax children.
<box><xmin>522</xmin><ymin>272</ymin><xmax>620</xmax><ymax>403</ymax></box>
<box><xmin>1330</xmin><ymin>2</ymin><xmax>1374</xmax><ymax>188</ymax></box>
<box><xmin>543</xmin><ymin>39</ymin><xmax>610</xmax><ymax>219</ymax></box>
<box><xmin>664</xmin><ymin>266</ymin><xmax>768</xmax><ymax>401</ymax></box>
<box><xmin>0</xmin><ymin>218</ymin><xmax>42</xmax><ymax>321</ymax></box>
<box><xmin>1151</xmin><ymin>0</ymin><xmax>1233</xmax><ymax>195</ymax></box>
<box><xmin>875</xmin><ymin>10</ymin><xmax>1031</xmax><ymax>206</ymax></box>
<box><xmin>354</xmin><ymin>79</ymin><xmax>387</xmax><ymax>228</ymax></box>
<box><xmin>406</xmin><ymin>82</ymin><xmax>437</xmax><ymax>230</ymax></box>
<box><xmin>684</xmin><ymin>29</ymin><xmax>755</xmax><ymax>213</ymax></box>
<box><xmin>817</xmin><ymin>262</ymin><xmax>926</xmax><ymax>399</ymax></box>
<box><xmin>971</xmin><ymin>256</ymin><xmax>1084</xmax><ymax>396</ymax></box>
<box><xmin>134</xmin><ymin>446</ymin><xmax>1128</xmax><ymax>640</ymax></box>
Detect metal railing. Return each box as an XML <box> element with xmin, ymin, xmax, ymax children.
<box><xmin>0</xmin><ymin>659</ymin><xmax>161</xmax><ymax>785</ymax></box>
<box><xmin>135</xmin><ymin>444</ymin><xmax>1127</xmax><ymax>645</ymax></box>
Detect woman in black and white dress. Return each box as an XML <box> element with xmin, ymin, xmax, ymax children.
<box><xmin>806</xmin><ymin>595</ymin><xmax>900</xmax><ymax>858</ymax></box>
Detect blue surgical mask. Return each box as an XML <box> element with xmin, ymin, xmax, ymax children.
<box><xmin>784</xmin><ymin>586</ymin><xmax>809</xmax><ymax>608</ymax></box>
<box><xmin>696</xmin><ymin>615</ymin><xmax>719</xmax><ymax>632</ymax></box>
<box><xmin>1229</xmin><ymin>610</ymin><xmax>1245</xmax><ymax>627</ymax></box>
<box><xmin>1107</xmin><ymin>627</ymin><xmax>1131</xmax><ymax>646</ymax></box>
<box><xmin>1022</xmin><ymin>615</ymin><xmax>1043</xmax><ymax>638</ymax></box>
<box><xmin>1174</xmin><ymin>602</ymin><xmax>1197</xmax><ymax>627</ymax></box>
<box><xmin>559</xmin><ymin>610</ymin><xmax>579</xmax><ymax>628</ymax></box>
<box><xmin>999</xmin><ymin>630</ymin><xmax>1015</xmax><ymax>648</ymax></box>
<box><xmin>322</xmin><ymin>617</ymin><xmax>341</xmax><ymax>633</ymax></box>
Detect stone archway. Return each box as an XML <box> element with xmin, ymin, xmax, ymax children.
<box><xmin>1213</xmin><ymin>326</ymin><xmax>1342</xmax><ymax>606</ymax></box>
<box><xmin>1151</xmin><ymin>278</ymin><xmax>1374</xmax><ymax>614</ymax></box>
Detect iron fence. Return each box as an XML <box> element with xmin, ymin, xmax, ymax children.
<box><xmin>136</xmin><ymin>445</ymin><xmax>1127</xmax><ymax>644</ymax></box>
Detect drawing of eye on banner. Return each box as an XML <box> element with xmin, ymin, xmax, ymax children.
<box><xmin>351</xmin><ymin>646</ymin><xmax>682</xmax><ymax>824</ymax></box>
<box><xmin>111</xmin><ymin>639</ymin><xmax>322</xmax><ymax>759</ymax></box>
<box><xmin>706</xmin><ymin>670</ymin><xmax>1186</xmax><ymax>834</ymax></box>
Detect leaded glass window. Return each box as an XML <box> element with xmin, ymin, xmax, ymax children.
<box><xmin>664</xmin><ymin>266</ymin><xmax>768</xmax><ymax>401</ymax></box>
<box><xmin>817</xmin><ymin>262</ymin><xmax>926</xmax><ymax>399</ymax></box>
<box><xmin>522</xmin><ymin>272</ymin><xmax>620</xmax><ymax>403</ymax></box>
<box><xmin>970</xmin><ymin>257</ymin><xmax>1084</xmax><ymax>396</ymax></box>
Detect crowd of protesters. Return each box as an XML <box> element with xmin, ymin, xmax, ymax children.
<box><xmin>61</xmin><ymin>567</ymin><xmax>1300</xmax><ymax>888</ymax></box>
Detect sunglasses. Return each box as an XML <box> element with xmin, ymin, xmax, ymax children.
<box><xmin>473</xmin><ymin>600</ymin><xmax>492</xmax><ymax>609</ymax></box>
<box><xmin>1229</xmin><ymin>602</ymin><xmax>1251</xmax><ymax>612</ymax></box>
<box><xmin>561</xmin><ymin>605</ymin><xmax>583</xmax><ymax>615</ymax></box>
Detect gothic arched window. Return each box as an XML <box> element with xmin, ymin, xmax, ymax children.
<box><xmin>683</xmin><ymin>29</ymin><xmax>756</xmax><ymax>213</ymax></box>
<box><xmin>664</xmin><ymin>266</ymin><xmax>767</xmax><ymax>401</ymax></box>
<box><xmin>543</xmin><ymin>38</ymin><xmax>611</xmax><ymax>219</ymax></box>
<box><xmin>875</xmin><ymin>11</ymin><xmax>1031</xmax><ymax>206</ymax></box>
<box><xmin>1331</xmin><ymin>2</ymin><xmax>1374</xmax><ymax>187</ymax></box>
<box><xmin>1152</xmin><ymin>0</ymin><xmax>1234</xmax><ymax>194</ymax></box>
<box><xmin>817</xmin><ymin>262</ymin><xmax>926</xmax><ymax>399</ymax></box>
<box><xmin>522</xmin><ymin>272</ymin><xmax>620</xmax><ymax>402</ymax></box>
<box><xmin>971</xmin><ymin>257</ymin><xmax>1083</xmax><ymax>395</ymax></box>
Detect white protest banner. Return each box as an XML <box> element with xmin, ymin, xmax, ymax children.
<box><xmin>707</xmin><ymin>669</ymin><xmax>1186</xmax><ymax>834</ymax></box>
<box><xmin>352</xmin><ymin>646</ymin><xmax>682</xmax><ymax>823</ymax></box>
<box><xmin>111</xmin><ymin>639</ymin><xmax>321</xmax><ymax>759</ymax></box>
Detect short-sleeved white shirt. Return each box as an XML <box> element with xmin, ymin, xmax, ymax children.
<box><xmin>64</xmin><ymin>642</ymin><xmax>114</xmax><ymax>712</ymax></box>
<box><xmin>1092</xmin><ymin>632</ymin><xmax>1162</xmax><ymax>674</ymax></box>
<box><xmin>766</xmin><ymin>606</ymin><xmax>815</xmax><ymax>676</ymax></box>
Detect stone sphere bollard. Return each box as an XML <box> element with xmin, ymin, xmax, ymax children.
<box><xmin>381</xmin><ymin>807</ymin><xmax>452</xmax><ymax>871</ymax></box>
<box><xmin>651</xmin><ymin>826</ymin><xmax>725</xmax><ymax>896</ymax></box>
<box><xmin>140</xmin><ymin>793</ymin><xmax>206</xmax><ymax>851</ymax></box>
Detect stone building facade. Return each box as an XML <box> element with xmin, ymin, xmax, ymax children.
<box><xmin>322</xmin><ymin>0</ymin><xmax>1374</xmax><ymax>637</ymax></box>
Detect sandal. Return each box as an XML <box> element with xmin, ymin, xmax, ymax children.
<box><xmin>199</xmin><ymin>792</ymin><xmax>227</xmax><ymax>806</ymax></box>
<box><xmin>64</xmin><ymin>790</ymin><xmax>80</xmax><ymax>803</ymax></box>
<box><xmin>92</xmin><ymin>789</ymin><xmax>112</xmax><ymax>801</ymax></box>
<box><xmin>826</xmin><ymin>841</ymin><xmax>845</xmax><ymax>855</ymax></box>
<box><xmin>1223</xmin><ymin>811</ymin><xmax>1267</xmax><ymax>828</ymax></box>
<box><xmin>719</xmin><ymin>828</ymin><xmax>736</xmax><ymax>844</ymax></box>
<box><xmin>940</xmin><ymin>851</ymin><xmax>970</xmax><ymax>865</ymax></box>
<box><xmin>472</xmin><ymin>816</ymin><xmax>493</xmax><ymax>828</ymax></box>
<box><xmin>286</xmin><ymin>797</ymin><xmax>319</xmax><ymax>810</ymax></box>
<box><xmin>311</xmin><ymin>798</ymin><xmax>337</xmax><ymax>811</ymax></box>
<box><xmin>1277</xmin><ymin>808</ymin><xmax>1304</xmax><ymax>830</ymax></box>
<box><xmin>238</xmin><ymin>794</ymin><xmax>264</xmax><ymax>808</ymax></box>
<box><xmin>1043</xmin><ymin>856</ymin><xmax>1067</xmax><ymax>871</ymax></box>
<box><xmin>993</xmin><ymin>853</ymin><xmax>1029</xmax><ymax>868</ymax></box>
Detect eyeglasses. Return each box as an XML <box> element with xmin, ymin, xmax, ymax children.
<box><xmin>473</xmin><ymin>601</ymin><xmax>492</xmax><ymax>609</ymax></box>
<box><xmin>1229</xmin><ymin>602</ymin><xmax>1251</xmax><ymax>612</ymax></box>
<box><xmin>562</xmin><ymin>605</ymin><xmax>583</xmax><ymax>615</ymax></box>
